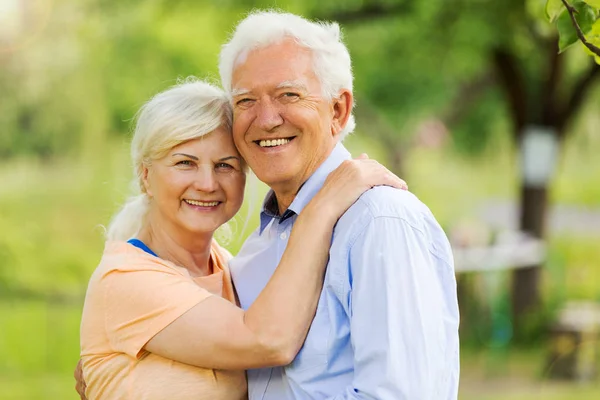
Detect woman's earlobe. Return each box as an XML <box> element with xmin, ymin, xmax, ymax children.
<box><xmin>142</xmin><ymin>166</ymin><xmax>153</xmax><ymax>197</ymax></box>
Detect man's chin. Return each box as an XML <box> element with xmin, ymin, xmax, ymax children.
<box><xmin>254</xmin><ymin>170</ymin><xmax>295</xmax><ymax>190</ymax></box>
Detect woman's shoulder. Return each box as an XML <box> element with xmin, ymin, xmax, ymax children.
<box><xmin>97</xmin><ymin>241</ymin><xmax>183</xmax><ymax>276</ymax></box>
<box><xmin>210</xmin><ymin>240</ymin><xmax>234</xmax><ymax>262</ymax></box>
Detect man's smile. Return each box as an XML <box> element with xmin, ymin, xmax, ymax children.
<box><xmin>254</xmin><ymin>136</ymin><xmax>296</xmax><ymax>148</ymax></box>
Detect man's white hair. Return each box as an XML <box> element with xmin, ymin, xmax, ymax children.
<box><xmin>219</xmin><ymin>10</ymin><xmax>356</xmax><ymax>139</ymax></box>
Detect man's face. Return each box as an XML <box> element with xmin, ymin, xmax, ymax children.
<box><xmin>230</xmin><ymin>39</ymin><xmax>339</xmax><ymax>198</ymax></box>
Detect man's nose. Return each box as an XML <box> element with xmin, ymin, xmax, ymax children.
<box><xmin>255</xmin><ymin>98</ymin><xmax>284</xmax><ymax>132</ymax></box>
<box><xmin>194</xmin><ymin>165</ymin><xmax>219</xmax><ymax>193</ymax></box>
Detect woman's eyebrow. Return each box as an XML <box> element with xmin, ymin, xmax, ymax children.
<box><xmin>220</xmin><ymin>156</ymin><xmax>241</xmax><ymax>162</ymax></box>
<box><xmin>172</xmin><ymin>153</ymin><xmax>198</xmax><ymax>160</ymax></box>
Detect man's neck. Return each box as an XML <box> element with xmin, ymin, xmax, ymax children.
<box><xmin>270</xmin><ymin>178</ymin><xmax>307</xmax><ymax>215</ymax></box>
<box><xmin>274</xmin><ymin>192</ymin><xmax>296</xmax><ymax>215</ymax></box>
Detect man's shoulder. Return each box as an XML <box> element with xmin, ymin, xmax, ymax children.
<box><xmin>336</xmin><ymin>187</ymin><xmax>452</xmax><ymax>261</ymax></box>
<box><xmin>340</xmin><ymin>187</ymin><xmax>432</xmax><ymax>230</ymax></box>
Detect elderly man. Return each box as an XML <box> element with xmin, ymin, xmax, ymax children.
<box><xmin>220</xmin><ymin>10</ymin><xmax>459</xmax><ymax>400</ymax></box>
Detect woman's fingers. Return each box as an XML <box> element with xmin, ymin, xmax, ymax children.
<box><xmin>314</xmin><ymin>157</ymin><xmax>409</xmax><ymax>221</ymax></box>
<box><xmin>346</xmin><ymin>158</ymin><xmax>408</xmax><ymax>191</ymax></box>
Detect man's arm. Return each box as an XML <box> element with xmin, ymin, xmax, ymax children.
<box><xmin>74</xmin><ymin>359</ymin><xmax>87</xmax><ymax>400</ymax></box>
<box><xmin>329</xmin><ymin>214</ymin><xmax>459</xmax><ymax>400</ymax></box>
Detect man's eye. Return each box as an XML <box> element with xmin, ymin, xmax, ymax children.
<box><xmin>282</xmin><ymin>92</ymin><xmax>300</xmax><ymax>98</ymax></box>
<box><xmin>236</xmin><ymin>98</ymin><xmax>254</xmax><ymax>106</ymax></box>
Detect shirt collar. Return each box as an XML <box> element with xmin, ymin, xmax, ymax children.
<box><xmin>259</xmin><ymin>142</ymin><xmax>351</xmax><ymax>234</ymax></box>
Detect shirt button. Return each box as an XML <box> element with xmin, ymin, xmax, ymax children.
<box><xmin>280</xmin><ymin>232</ymin><xmax>287</xmax><ymax>240</ymax></box>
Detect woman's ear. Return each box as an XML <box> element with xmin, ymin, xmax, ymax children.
<box><xmin>142</xmin><ymin>165</ymin><xmax>153</xmax><ymax>197</ymax></box>
<box><xmin>331</xmin><ymin>89</ymin><xmax>353</xmax><ymax>136</ymax></box>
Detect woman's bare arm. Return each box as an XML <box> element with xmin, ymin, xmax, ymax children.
<box><xmin>145</xmin><ymin>157</ymin><xmax>406</xmax><ymax>370</ymax></box>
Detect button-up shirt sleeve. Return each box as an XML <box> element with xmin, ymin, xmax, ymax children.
<box><xmin>327</xmin><ymin>215</ymin><xmax>459</xmax><ymax>400</ymax></box>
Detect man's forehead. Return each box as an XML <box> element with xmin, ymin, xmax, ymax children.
<box><xmin>234</xmin><ymin>37</ymin><xmax>305</xmax><ymax>66</ymax></box>
<box><xmin>230</xmin><ymin>39</ymin><xmax>314</xmax><ymax>85</ymax></box>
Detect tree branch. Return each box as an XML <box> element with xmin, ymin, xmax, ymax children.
<box><xmin>561</xmin><ymin>0</ymin><xmax>600</xmax><ymax>57</ymax></box>
<box><xmin>541</xmin><ymin>37</ymin><xmax>563</xmax><ymax>126</ymax></box>
<box><xmin>492</xmin><ymin>48</ymin><xmax>528</xmax><ymax>136</ymax></box>
<box><xmin>557</xmin><ymin>62</ymin><xmax>600</xmax><ymax>134</ymax></box>
<box><xmin>312</xmin><ymin>2</ymin><xmax>412</xmax><ymax>24</ymax></box>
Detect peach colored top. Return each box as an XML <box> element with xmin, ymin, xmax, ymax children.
<box><xmin>80</xmin><ymin>240</ymin><xmax>247</xmax><ymax>400</ymax></box>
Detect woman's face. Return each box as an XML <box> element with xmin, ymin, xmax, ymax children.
<box><xmin>143</xmin><ymin>127</ymin><xmax>246</xmax><ymax>237</ymax></box>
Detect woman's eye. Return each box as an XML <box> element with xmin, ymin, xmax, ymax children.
<box><xmin>176</xmin><ymin>160</ymin><xmax>194</xmax><ymax>166</ymax></box>
<box><xmin>216</xmin><ymin>162</ymin><xmax>233</xmax><ymax>169</ymax></box>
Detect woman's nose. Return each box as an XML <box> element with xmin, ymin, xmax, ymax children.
<box><xmin>193</xmin><ymin>165</ymin><xmax>219</xmax><ymax>192</ymax></box>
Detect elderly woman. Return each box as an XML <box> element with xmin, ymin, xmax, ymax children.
<box><xmin>78</xmin><ymin>78</ymin><xmax>404</xmax><ymax>400</ymax></box>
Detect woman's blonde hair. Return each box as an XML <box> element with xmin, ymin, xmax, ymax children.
<box><xmin>106</xmin><ymin>78</ymin><xmax>232</xmax><ymax>241</ymax></box>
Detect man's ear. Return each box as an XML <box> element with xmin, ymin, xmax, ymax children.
<box><xmin>330</xmin><ymin>89</ymin><xmax>353</xmax><ymax>136</ymax></box>
<box><xmin>142</xmin><ymin>165</ymin><xmax>153</xmax><ymax>197</ymax></box>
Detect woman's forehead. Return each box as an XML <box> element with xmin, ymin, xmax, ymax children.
<box><xmin>169</xmin><ymin>130</ymin><xmax>238</xmax><ymax>156</ymax></box>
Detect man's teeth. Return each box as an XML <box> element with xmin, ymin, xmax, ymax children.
<box><xmin>259</xmin><ymin>138</ymin><xmax>291</xmax><ymax>147</ymax></box>
<box><xmin>186</xmin><ymin>200</ymin><xmax>219</xmax><ymax>207</ymax></box>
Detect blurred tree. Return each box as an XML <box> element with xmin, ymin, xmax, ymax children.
<box><xmin>0</xmin><ymin>0</ymin><xmax>236</xmax><ymax>159</ymax></box>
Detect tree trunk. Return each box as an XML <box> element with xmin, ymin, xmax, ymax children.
<box><xmin>512</xmin><ymin>185</ymin><xmax>548</xmax><ymax>335</ymax></box>
<box><xmin>511</xmin><ymin>123</ymin><xmax>559</xmax><ymax>338</ymax></box>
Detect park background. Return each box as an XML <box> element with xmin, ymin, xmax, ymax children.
<box><xmin>1</xmin><ymin>0</ymin><xmax>599</xmax><ymax>398</ymax></box>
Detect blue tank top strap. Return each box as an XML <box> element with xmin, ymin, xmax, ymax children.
<box><xmin>127</xmin><ymin>238</ymin><xmax>158</xmax><ymax>257</ymax></box>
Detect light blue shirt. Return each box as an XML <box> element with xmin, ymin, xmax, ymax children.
<box><xmin>230</xmin><ymin>143</ymin><xmax>460</xmax><ymax>400</ymax></box>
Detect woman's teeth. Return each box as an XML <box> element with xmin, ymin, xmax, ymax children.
<box><xmin>185</xmin><ymin>200</ymin><xmax>219</xmax><ymax>207</ymax></box>
<box><xmin>259</xmin><ymin>138</ymin><xmax>291</xmax><ymax>147</ymax></box>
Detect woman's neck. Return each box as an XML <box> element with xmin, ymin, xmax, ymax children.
<box><xmin>137</xmin><ymin>218</ymin><xmax>214</xmax><ymax>278</ymax></box>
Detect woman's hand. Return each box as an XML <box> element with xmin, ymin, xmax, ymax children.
<box><xmin>310</xmin><ymin>153</ymin><xmax>407</xmax><ymax>223</ymax></box>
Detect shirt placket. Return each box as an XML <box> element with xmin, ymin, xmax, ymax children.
<box><xmin>260</xmin><ymin>217</ymin><xmax>294</xmax><ymax>399</ymax></box>
<box><xmin>275</xmin><ymin>218</ymin><xmax>292</xmax><ymax>261</ymax></box>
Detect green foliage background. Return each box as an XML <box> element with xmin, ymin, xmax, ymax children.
<box><xmin>1</xmin><ymin>0</ymin><xmax>599</xmax><ymax>398</ymax></box>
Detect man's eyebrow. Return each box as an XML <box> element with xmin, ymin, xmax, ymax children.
<box><xmin>277</xmin><ymin>81</ymin><xmax>308</xmax><ymax>91</ymax></box>
<box><xmin>172</xmin><ymin>153</ymin><xmax>198</xmax><ymax>160</ymax></box>
<box><xmin>231</xmin><ymin>88</ymin><xmax>251</xmax><ymax>97</ymax></box>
